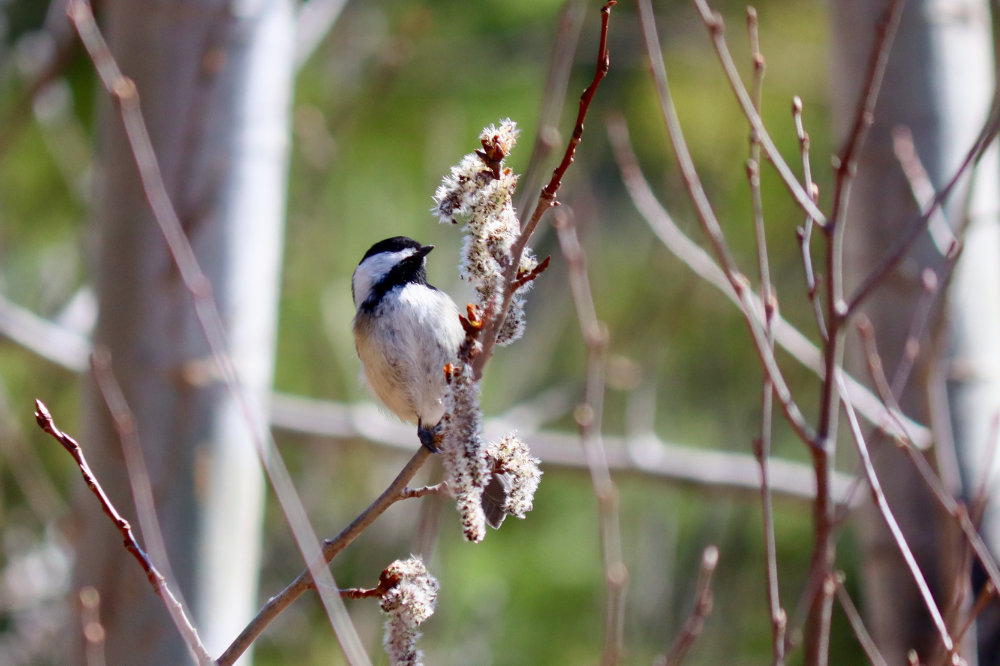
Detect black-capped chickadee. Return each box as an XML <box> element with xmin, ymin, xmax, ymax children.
<box><xmin>352</xmin><ymin>236</ymin><xmax>465</xmax><ymax>452</ymax></box>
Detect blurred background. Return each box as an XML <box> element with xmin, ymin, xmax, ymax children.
<box><xmin>0</xmin><ymin>0</ymin><xmax>955</xmax><ymax>663</ymax></box>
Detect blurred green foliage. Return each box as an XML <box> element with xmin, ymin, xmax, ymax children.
<box><xmin>0</xmin><ymin>0</ymin><xmax>873</xmax><ymax>663</ymax></box>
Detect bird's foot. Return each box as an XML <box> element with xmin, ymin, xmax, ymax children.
<box><xmin>417</xmin><ymin>420</ymin><xmax>442</xmax><ymax>453</ymax></box>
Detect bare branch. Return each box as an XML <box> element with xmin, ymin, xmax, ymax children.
<box><xmin>745</xmin><ymin>10</ymin><xmax>785</xmax><ymax>660</ymax></box>
<box><xmin>33</xmin><ymin>400</ymin><xmax>213</xmax><ymax>665</ymax></box>
<box><xmin>218</xmin><ymin>448</ymin><xmax>431</xmax><ymax>666</ymax></box>
<box><xmin>552</xmin><ymin>207</ymin><xmax>626</xmax><ymax>665</ymax></box>
<box><xmin>954</xmin><ymin>582</ymin><xmax>996</xmax><ymax>649</ymax></box>
<box><xmin>806</xmin><ymin>3</ymin><xmax>904</xmax><ymax>654</ymax></box>
<box><xmin>827</xmin><ymin>0</ymin><xmax>904</xmax><ymax>239</ymax></box>
<box><xmin>89</xmin><ymin>349</ymin><xmax>206</xmax><ymax>664</ymax></box>
<box><xmin>792</xmin><ymin>96</ymin><xmax>827</xmax><ymax>339</ymax></box>
<box><xmin>834</xmin><ymin>573</ymin><xmax>887</xmax><ymax>666</ymax></box>
<box><xmin>838</xmin><ymin>375</ymin><xmax>955</xmax><ymax>655</ymax></box>
<box><xmin>269</xmin><ymin>393</ymin><xmax>860</xmax><ymax>506</ymax></box>
<box><xmin>891</xmin><ymin>126</ymin><xmax>959</xmax><ymax>256</ymax></box>
<box><xmin>635</xmin><ymin>0</ymin><xmax>816</xmax><ymax>447</ymax></box>
<box><xmin>689</xmin><ymin>0</ymin><xmax>824</xmax><ymax>225</ymax></box>
<box><xmin>661</xmin><ymin>545</ymin><xmax>719</xmax><ymax>666</ymax></box>
<box><xmin>514</xmin><ymin>0</ymin><xmax>589</xmax><ymax>219</ymax></box>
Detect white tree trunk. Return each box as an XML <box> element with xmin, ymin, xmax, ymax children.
<box><xmin>831</xmin><ymin>0</ymin><xmax>1000</xmax><ymax>661</ymax></box>
<box><xmin>76</xmin><ymin>0</ymin><xmax>294</xmax><ymax>662</ymax></box>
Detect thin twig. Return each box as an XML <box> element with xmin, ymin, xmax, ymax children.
<box><xmin>826</xmin><ymin>0</ymin><xmax>904</xmax><ymax>239</ymax></box>
<box><xmin>662</xmin><ymin>545</ymin><xmax>719</xmax><ymax>666</ymax></box>
<box><xmin>954</xmin><ymin>582</ymin><xmax>996</xmax><ymax>648</ymax></box>
<box><xmin>689</xmin><ymin>0</ymin><xmax>824</xmax><ymax>225</ymax></box>
<box><xmin>606</xmin><ymin>114</ymin><xmax>931</xmax><ymax>448</ymax></box>
<box><xmin>514</xmin><ymin>0</ymin><xmax>589</xmax><ymax>219</ymax></box>
<box><xmin>66</xmin><ymin>2</ymin><xmax>370</xmax><ymax>662</ymax></box>
<box><xmin>33</xmin><ymin>400</ymin><xmax>213</xmax><ymax>665</ymax></box>
<box><xmin>847</xmin><ymin>104</ymin><xmax>1000</xmax><ymax>315</ymax></box>
<box><xmin>792</xmin><ymin>96</ymin><xmax>827</xmax><ymax>340</ymax></box>
<box><xmin>553</xmin><ymin>207</ymin><xmax>626</xmax><ymax>665</ymax></box>
<box><xmin>635</xmin><ymin>1</ymin><xmax>816</xmax><ymax>446</ymax></box>
<box><xmin>886</xmin><ymin>130</ymin><xmax>964</xmax><ymax>400</ymax></box>
<box><xmin>858</xmin><ymin>321</ymin><xmax>1000</xmax><ymax>603</ymax></box>
<box><xmin>834</xmin><ymin>573</ymin><xmax>887</xmax><ymax>666</ymax></box>
<box><xmin>837</xmin><ymin>374</ymin><xmax>955</xmax><ymax>655</ymax></box>
<box><xmin>745</xmin><ymin>10</ymin><xmax>784</xmax><ymax>662</ymax></box>
<box><xmin>891</xmin><ymin>126</ymin><xmax>959</xmax><ymax>257</ymax></box>
<box><xmin>856</xmin><ymin>316</ymin><xmax>929</xmax><ymax>450</ymax></box>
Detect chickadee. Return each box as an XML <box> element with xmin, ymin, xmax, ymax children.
<box><xmin>352</xmin><ymin>236</ymin><xmax>465</xmax><ymax>452</ymax></box>
<box><xmin>352</xmin><ymin>236</ymin><xmax>511</xmax><ymax>528</ymax></box>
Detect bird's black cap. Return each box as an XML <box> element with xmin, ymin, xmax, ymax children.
<box><xmin>360</xmin><ymin>236</ymin><xmax>430</xmax><ymax>263</ymax></box>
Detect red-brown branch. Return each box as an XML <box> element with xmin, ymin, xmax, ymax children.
<box><xmin>33</xmin><ymin>400</ymin><xmax>213</xmax><ymax>665</ymax></box>
<box><xmin>474</xmin><ymin>0</ymin><xmax>616</xmax><ymax>379</ymax></box>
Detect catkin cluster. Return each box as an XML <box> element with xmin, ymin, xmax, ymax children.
<box><xmin>439</xmin><ymin>362</ymin><xmax>490</xmax><ymax>542</ymax></box>
<box><xmin>432</xmin><ymin>119</ymin><xmax>538</xmax><ymax>346</ymax></box>
<box><xmin>380</xmin><ymin>557</ymin><xmax>439</xmax><ymax>666</ymax></box>
<box><xmin>485</xmin><ymin>432</ymin><xmax>542</xmax><ymax>520</ymax></box>
<box><xmin>431</xmin><ymin>119</ymin><xmax>544</xmax><ymax>542</ymax></box>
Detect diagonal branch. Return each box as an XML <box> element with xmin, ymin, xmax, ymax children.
<box><xmin>837</xmin><ymin>375</ymin><xmax>955</xmax><ymax>655</ymax></box>
<box><xmin>661</xmin><ymin>545</ymin><xmax>719</xmax><ymax>666</ymax></box>
<box><xmin>33</xmin><ymin>400</ymin><xmax>213</xmax><ymax>665</ymax></box>
<box><xmin>847</xmin><ymin>103</ymin><xmax>1000</xmax><ymax>315</ymax></box>
<box><xmin>218</xmin><ymin>448</ymin><xmax>431</xmax><ymax>665</ymax></box>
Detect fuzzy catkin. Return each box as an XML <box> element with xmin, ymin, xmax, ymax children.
<box><xmin>380</xmin><ymin>557</ymin><xmax>439</xmax><ymax>666</ymax></box>
<box><xmin>432</xmin><ymin>118</ymin><xmax>537</xmax><ymax>347</ymax></box>
<box><xmin>439</xmin><ymin>363</ymin><xmax>489</xmax><ymax>542</ymax></box>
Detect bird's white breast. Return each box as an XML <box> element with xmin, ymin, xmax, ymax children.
<box><xmin>354</xmin><ymin>283</ymin><xmax>464</xmax><ymax>426</ymax></box>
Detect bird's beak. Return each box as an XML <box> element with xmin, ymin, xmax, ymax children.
<box><xmin>416</xmin><ymin>244</ymin><xmax>434</xmax><ymax>259</ymax></box>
